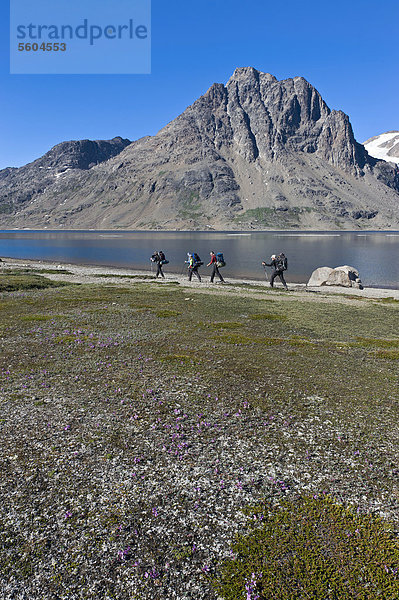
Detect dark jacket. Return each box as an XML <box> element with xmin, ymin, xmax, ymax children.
<box><xmin>264</xmin><ymin>258</ymin><xmax>279</xmax><ymax>270</ymax></box>
<box><xmin>264</xmin><ymin>255</ymin><xmax>287</xmax><ymax>271</ymax></box>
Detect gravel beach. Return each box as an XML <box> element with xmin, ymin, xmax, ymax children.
<box><xmin>2</xmin><ymin>256</ymin><xmax>399</xmax><ymax>299</ymax></box>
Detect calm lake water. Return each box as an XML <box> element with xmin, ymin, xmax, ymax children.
<box><xmin>1</xmin><ymin>230</ymin><xmax>398</xmax><ymax>289</ymax></box>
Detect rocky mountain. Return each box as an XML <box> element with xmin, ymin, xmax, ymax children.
<box><xmin>363</xmin><ymin>131</ymin><xmax>399</xmax><ymax>166</ymax></box>
<box><xmin>0</xmin><ymin>136</ymin><xmax>131</xmax><ymax>212</ymax></box>
<box><xmin>0</xmin><ymin>68</ymin><xmax>398</xmax><ymax>230</ymax></box>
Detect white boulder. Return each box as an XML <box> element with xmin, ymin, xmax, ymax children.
<box><xmin>333</xmin><ymin>265</ymin><xmax>360</xmax><ymax>277</ymax></box>
<box><xmin>325</xmin><ymin>270</ymin><xmax>354</xmax><ymax>287</ymax></box>
<box><xmin>307</xmin><ymin>267</ymin><xmax>334</xmax><ymax>286</ymax></box>
<box><xmin>307</xmin><ymin>265</ymin><xmax>363</xmax><ymax>289</ymax></box>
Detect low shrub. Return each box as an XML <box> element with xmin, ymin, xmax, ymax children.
<box><xmin>249</xmin><ymin>313</ymin><xmax>286</xmax><ymax>321</ymax></box>
<box><xmin>214</xmin><ymin>495</ymin><xmax>399</xmax><ymax>600</ymax></box>
<box><xmin>210</xmin><ymin>322</ymin><xmax>244</xmax><ymax>330</ymax></box>
<box><xmin>0</xmin><ymin>274</ymin><xmax>67</xmax><ymax>292</ymax></box>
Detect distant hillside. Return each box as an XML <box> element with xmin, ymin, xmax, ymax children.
<box><xmin>0</xmin><ymin>137</ymin><xmax>131</xmax><ymax>212</ymax></box>
<box><xmin>0</xmin><ymin>68</ymin><xmax>398</xmax><ymax>230</ymax></box>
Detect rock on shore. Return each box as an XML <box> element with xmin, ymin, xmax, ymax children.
<box><xmin>307</xmin><ymin>265</ymin><xmax>363</xmax><ymax>288</ymax></box>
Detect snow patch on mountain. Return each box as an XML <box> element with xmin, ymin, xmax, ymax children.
<box><xmin>363</xmin><ymin>131</ymin><xmax>399</xmax><ymax>165</ymax></box>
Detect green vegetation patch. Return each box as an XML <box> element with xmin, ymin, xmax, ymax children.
<box><xmin>342</xmin><ymin>294</ymin><xmax>369</xmax><ymax>302</ymax></box>
<box><xmin>159</xmin><ymin>281</ymin><xmax>180</xmax><ymax>286</ymax></box>
<box><xmin>231</xmin><ymin>283</ymin><xmax>270</xmax><ymax>291</ymax></box>
<box><xmin>214</xmin><ymin>495</ymin><xmax>399</xmax><ymax>600</ymax></box>
<box><xmin>375</xmin><ymin>297</ymin><xmax>399</xmax><ymax>304</ymax></box>
<box><xmin>20</xmin><ymin>314</ymin><xmax>61</xmax><ymax>322</ymax></box>
<box><xmin>0</xmin><ymin>202</ymin><xmax>13</xmax><ymax>214</ymax></box>
<box><xmin>216</xmin><ymin>333</ymin><xmax>283</xmax><ymax>346</ymax></box>
<box><xmin>375</xmin><ymin>350</ymin><xmax>399</xmax><ymax>360</ymax></box>
<box><xmin>216</xmin><ymin>333</ymin><xmax>254</xmax><ymax>345</ymax></box>
<box><xmin>129</xmin><ymin>303</ymin><xmax>154</xmax><ymax>310</ymax></box>
<box><xmin>0</xmin><ymin>274</ymin><xmax>68</xmax><ymax>292</ymax></box>
<box><xmin>237</xmin><ymin>206</ymin><xmax>314</xmax><ymax>226</ymax></box>
<box><xmin>353</xmin><ymin>337</ymin><xmax>399</xmax><ymax>349</ymax></box>
<box><xmin>210</xmin><ymin>321</ymin><xmax>244</xmax><ymax>330</ymax></box>
<box><xmin>177</xmin><ymin>191</ymin><xmax>203</xmax><ymax>219</ymax></box>
<box><xmin>173</xmin><ymin>544</ymin><xmax>195</xmax><ymax>561</ymax></box>
<box><xmin>288</xmin><ymin>337</ymin><xmax>316</xmax><ymax>347</ymax></box>
<box><xmin>34</xmin><ymin>268</ymin><xmax>73</xmax><ymax>275</ymax></box>
<box><xmin>54</xmin><ymin>334</ymin><xmax>91</xmax><ymax>344</ymax></box>
<box><xmin>1</xmin><ymin>267</ymin><xmax>72</xmax><ymax>275</ymax></box>
<box><xmin>249</xmin><ymin>313</ymin><xmax>286</xmax><ymax>321</ymax></box>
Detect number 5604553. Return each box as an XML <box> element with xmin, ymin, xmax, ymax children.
<box><xmin>18</xmin><ymin>42</ymin><xmax>67</xmax><ymax>51</ymax></box>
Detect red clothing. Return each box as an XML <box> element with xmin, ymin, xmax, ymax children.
<box><xmin>210</xmin><ymin>255</ymin><xmax>217</xmax><ymax>264</ymax></box>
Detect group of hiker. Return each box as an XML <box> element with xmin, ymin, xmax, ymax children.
<box><xmin>150</xmin><ymin>250</ymin><xmax>289</xmax><ymax>289</ymax></box>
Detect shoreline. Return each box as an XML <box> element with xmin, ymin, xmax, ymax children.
<box><xmin>2</xmin><ymin>256</ymin><xmax>399</xmax><ymax>299</ymax></box>
<box><xmin>2</xmin><ymin>227</ymin><xmax>399</xmax><ymax>233</ymax></box>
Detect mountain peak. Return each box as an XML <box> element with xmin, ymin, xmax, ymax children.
<box><xmin>227</xmin><ymin>66</ymin><xmax>277</xmax><ymax>85</ymax></box>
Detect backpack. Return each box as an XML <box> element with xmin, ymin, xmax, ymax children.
<box><xmin>276</xmin><ymin>253</ymin><xmax>288</xmax><ymax>271</ymax></box>
<box><xmin>216</xmin><ymin>252</ymin><xmax>226</xmax><ymax>268</ymax></box>
<box><xmin>159</xmin><ymin>252</ymin><xmax>169</xmax><ymax>265</ymax></box>
<box><xmin>192</xmin><ymin>252</ymin><xmax>203</xmax><ymax>267</ymax></box>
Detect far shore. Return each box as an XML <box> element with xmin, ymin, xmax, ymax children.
<box><xmin>2</xmin><ymin>227</ymin><xmax>399</xmax><ymax>233</ymax></box>
<box><xmin>2</xmin><ymin>256</ymin><xmax>399</xmax><ymax>300</ymax></box>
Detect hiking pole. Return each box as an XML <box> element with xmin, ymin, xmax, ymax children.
<box><xmin>262</xmin><ymin>263</ymin><xmax>269</xmax><ymax>282</ymax></box>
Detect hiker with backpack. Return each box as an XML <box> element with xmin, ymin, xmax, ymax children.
<box><xmin>207</xmin><ymin>251</ymin><xmax>225</xmax><ymax>283</ymax></box>
<box><xmin>150</xmin><ymin>250</ymin><xmax>168</xmax><ymax>279</ymax></box>
<box><xmin>186</xmin><ymin>252</ymin><xmax>202</xmax><ymax>282</ymax></box>
<box><xmin>262</xmin><ymin>253</ymin><xmax>288</xmax><ymax>290</ymax></box>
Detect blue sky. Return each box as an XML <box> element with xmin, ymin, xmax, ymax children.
<box><xmin>1</xmin><ymin>0</ymin><xmax>398</xmax><ymax>169</ymax></box>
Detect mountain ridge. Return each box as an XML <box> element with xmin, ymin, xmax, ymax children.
<box><xmin>0</xmin><ymin>67</ymin><xmax>398</xmax><ymax>230</ymax></box>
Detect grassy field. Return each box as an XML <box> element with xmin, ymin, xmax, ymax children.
<box><xmin>0</xmin><ymin>272</ymin><xmax>398</xmax><ymax>599</ymax></box>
